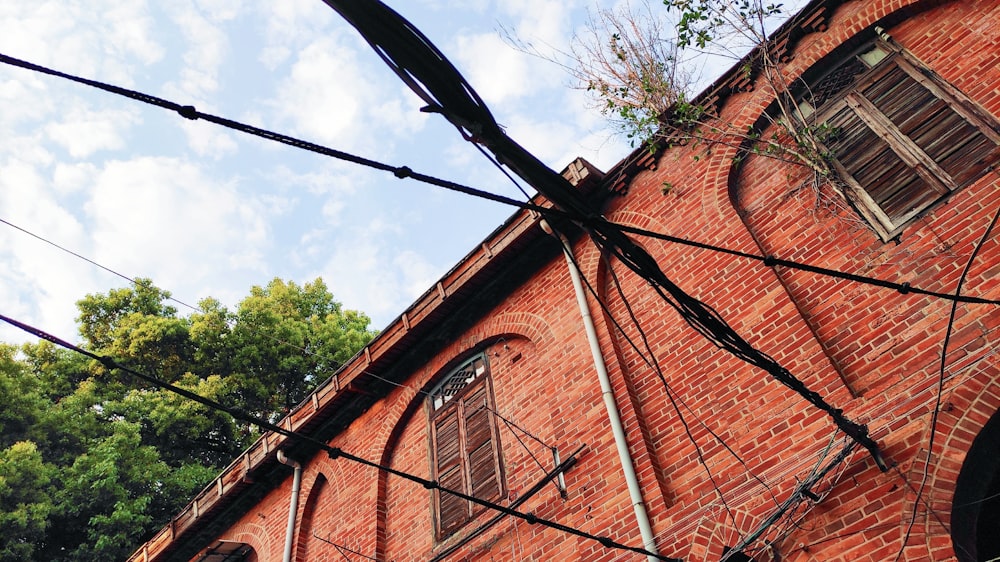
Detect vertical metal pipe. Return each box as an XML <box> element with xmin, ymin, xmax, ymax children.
<box><xmin>541</xmin><ymin>221</ymin><xmax>660</xmax><ymax>561</ymax></box>
<box><xmin>277</xmin><ymin>450</ymin><xmax>303</xmax><ymax>562</ymax></box>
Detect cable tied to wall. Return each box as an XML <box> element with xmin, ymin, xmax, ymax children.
<box><xmin>318</xmin><ymin>0</ymin><xmax>888</xmax><ymax>471</ymax></box>
<box><xmin>724</xmin><ymin>434</ymin><xmax>860</xmax><ymax>560</ymax></box>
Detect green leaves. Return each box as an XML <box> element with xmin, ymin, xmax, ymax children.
<box><xmin>0</xmin><ymin>276</ymin><xmax>375</xmax><ymax>560</ymax></box>
<box><xmin>567</xmin><ymin>3</ymin><xmax>691</xmax><ymax>146</ymax></box>
<box><xmin>664</xmin><ymin>0</ymin><xmax>784</xmax><ymax>49</ymax></box>
<box><xmin>77</xmin><ymin>279</ymin><xmax>177</xmax><ymax>351</ymax></box>
<box><xmin>0</xmin><ymin>441</ymin><xmax>54</xmax><ymax>562</ymax></box>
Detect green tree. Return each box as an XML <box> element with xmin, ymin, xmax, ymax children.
<box><xmin>77</xmin><ymin>279</ymin><xmax>177</xmax><ymax>352</ymax></box>
<box><xmin>0</xmin><ymin>345</ymin><xmax>45</xmax><ymax>448</ymax></box>
<box><xmin>226</xmin><ymin>278</ymin><xmax>374</xmax><ymax>417</ymax></box>
<box><xmin>0</xmin><ymin>277</ymin><xmax>375</xmax><ymax>560</ymax></box>
<box><xmin>0</xmin><ymin>441</ymin><xmax>54</xmax><ymax>562</ymax></box>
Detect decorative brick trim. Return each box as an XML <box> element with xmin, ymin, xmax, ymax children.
<box><xmin>221</xmin><ymin>522</ymin><xmax>271</xmax><ymax>561</ymax></box>
<box><xmin>898</xmin><ymin>360</ymin><xmax>1000</xmax><ymax>558</ymax></box>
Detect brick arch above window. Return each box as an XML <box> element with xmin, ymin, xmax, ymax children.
<box><xmin>217</xmin><ymin>522</ymin><xmax>272</xmax><ymax>562</ymax></box>
<box><xmin>373</xmin><ymin>333</ymin><xmax>535</xmax><ymax>554</ymax></box>
<box><xmin>896</xmin><ymin>362</ymin><xmax>1000</xmax><ymax>560</ymax></box>
<box><xmin>798</xmin><ymin>36</ymin><xmax>1000</xmax><ymax>240</ymax></box>
<box><xmin>723</xmin><ymin>0</ymin><xmax>995</xmax><ymax>224</ymax></box>
<box><xmin>295</xmin><ymin>473</ymin><xmax>329</xmax><ymax>560</ymax></box>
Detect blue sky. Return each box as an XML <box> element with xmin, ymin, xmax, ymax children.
<box><xmin>0</xmin><ymin>0</ymin><xmax>648</xmax><ymax>343</ymax></box>
<box><xmin>0</xmin><ymin>0</ymin><xmax>779</xmax><ymax>345</ymax></box>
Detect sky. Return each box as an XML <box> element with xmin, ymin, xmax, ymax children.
<box><xmin>0</xmin><ymin>0</ymin><xmax>766</xmax><ymax>345</ymax></box>
<box><xmin>0</xmin><ymin>0</ymin><xmax>646</xmax><ymax>344</ymax></box>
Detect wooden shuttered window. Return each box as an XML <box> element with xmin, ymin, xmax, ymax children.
<box><xmin>808</xmin><ymin>40</ymin><xmax>1000</xmax><ymax>240</ymax></box>
<box><xmin>429</xmin><ymin>356</ymin><xmax>503</xmax><ymax>538</ymax></box>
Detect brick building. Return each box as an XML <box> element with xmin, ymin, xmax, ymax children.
<box><xmin>130</xmin><ymin>0</ymin><xmax>1000</xmax><ymax>560</ymax></box>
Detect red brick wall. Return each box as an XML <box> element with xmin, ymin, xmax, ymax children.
<box><xmin>199</xmin><ymin>1</ymin><xmax>1000</xmax><ymax>560</ymax></box>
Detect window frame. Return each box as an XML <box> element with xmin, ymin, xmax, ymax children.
<box><xmin>806</xmin><ymin>39</ymin><xmax>1000</xmax><ymax>240</ymax></box>
<box><xmin>427</xmin><ymin>354</ymin><xmax>505</xmax><ymax>539</ymax></box>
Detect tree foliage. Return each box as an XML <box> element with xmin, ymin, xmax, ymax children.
<box><xmin>0</xmin><ymin>278</ymin><xmax>375</xmax><ymax>561</ymax></box>
<box><xmin>556</xmin><ymin>0</ymin><xmax>838</xmax><ymax>186</ymax></box>
<box><xmin>572</xmin><ymin>3</ymin><xmax>692</xmax><ymax>142</ymax></box>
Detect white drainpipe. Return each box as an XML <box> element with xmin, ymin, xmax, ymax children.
<box><xmin>541</xmin><ymin>221</ymin><xmax>660</xmax><ymax>562</ymax></box>
<box><xmin>277</xmin><ymin>450</ymin><xmax>303</xmax><ymax>562</ymax></box>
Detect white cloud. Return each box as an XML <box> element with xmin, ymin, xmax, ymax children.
<box><xmin>177</xmin><ymin>119</ymin><xmax>239</xmax><ymax>159</ymax></box>
<box><xmin>0</xmin><ymin>74</ymin><xmax>57</xmax><ymax>127</ymax></box>
<box><xmin>84</xmin><ymin>157</ymin><xmax>273</xmax><ymax>293</ymax></box>
<box><xmin>453</xmin><ymin>33</ymin><xmax>533</xmax><ymax>106</ymax></box>
<box><xmin>164</xmin><ymin>0</ymin><xmax>230</xmax><ymax>100</ymax></box>
<box><xmin>0</xmin><ymin>133</ymin><xmax>54</xmax><ymax>169</ymax></box>
<box><xmin>0</xmin><ymin>158</ymin><xmax>99</xmax><ymax>344</ymax></box>
<box><xmin>268</xmin><ymin>34</ymin><xmax>414</xmax><ymax>154</ymax></box>
<box><xmin>52</xmin><ymin>162</ymin><xmax>98</xmax><ymax>195</ymax></box>
<box><xmin>371</xmin><ymin>88</ymin><xmax>430</xmax><ymax>138</ymax></box>
<box><xmin>277</xmin><ymin>38</ymin><xmax>362</xmax><ymax>141</ymax></box>
<box><xmin>500</xmin><ymin>0</ymin><xmax>583</xmax><ymax>47</ymax></box>
<box><xmin>195</xmin><ymin>0</ymin><xmax>242</xmax><ymax>22</ymax></box>
<box><xmin>0</xmin><ymin>0</ymin><xmax>635</xmax><ymax>348</ymax></box>
<box><xmin>44</xmin><ymin>105</ymin><xmax>141</xmax><ymax>158</ymax></box>
<box><xmin>99</xmin><ymin>2</ymin><xmax>165</xmax><ymax>68</ymax></box>
<box><xmin>256</xmin><ymin>0</ymin><xmax>334</xmax><ymax>69</ymax></box>
<box><xmin>0</xmin><ymin>0</ymin><xmax>163</xmax><ymax>86</ymax></box>
<box><xmin>316</xmin><ymin>232</ymin><xmax>446</xmax><ymax>329</ymax></box>
<box><xmin>394</xmin><ymin>249</ymin><xmax>442</xmax><ymax>300</ymax></box>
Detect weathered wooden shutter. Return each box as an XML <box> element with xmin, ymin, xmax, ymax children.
<box><xmin>429</xmin><ymin>356</ymin><xmax>503</xmax><ymax>538</ymax></box>
<box><xmin>463</xmin><ymin>384</ymin><xmax>501</xmax><ymax>502</ymax></box>
<box><xmin>821</xmin><ymin>49</ymin><xmax>1000</xmax><ymax>236</ymax></box>
<box><xmin>826</xmin><ymin>102</ymin><xmax>939</xmax><ymax>225</ymax></box>
<box><xmin>872</xmin><ymin>61</ymin><xmax>1000</xmax><ymax>188</ymax></box>
<box><xmin>433</xmin><ymin>406</ymin><xmax>469</xmax><ymax>535</ymax></box>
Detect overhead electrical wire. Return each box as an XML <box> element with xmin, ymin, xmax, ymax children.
<box><xmin>0</xmin><ymin>313</ymin><xmax>678</xmax><ymax>562</ymax></box>
<box><xmin>562</xmin><ymin>230</ymin><xmax>783</xmax><ymax>506</ymax></box>
<box><xmin>894</xmin><ymin>203</ymin><xmax>1000</xmax><ymax>562</ymax></box>
<box><xmin>0</xmin><ymin>54</ymin><xmax>994</xmax><ymax>309</ymax></box>
<box><xmin>311</xmin><ymin>534</ymin><xmax>382</xmax><ymax>562</ymax></box>
<box><xmin>0</xmin><ymin>214</ymin><xmax>579</xmax><ymax>499</ymax></box>
<box><xmin>599</xmin><ymin>250</ymin><xmax>742</xmax><ymax>534</ymax></box>
<box><xmin>723</xmin><ymin>436</ymin><xmax>859</xmax><ymax>559</ymax></box>
<box><xmin>0</xmin><ymin>46</ymin><xmax>947</xmax><ymax>470</ymax></box>
<box><xmin>5</xmin><ymin>7</ymin><xmax>993</xmax><ymax>557</ymax></box>
<box><xmin>592</xmin><ymin>239</ymin><xmax>863</xmax><ymax>558</ymax></box>
<box><xmin>314</xmin><ymin>0</ymin><xmax>894</xmax><ymax>471</ymax></box>
<box><xmin>892</xmin><ymin>465</ymin><xmax>954</xmax><ymax>534</ymax></box>
<box><xmin>0</xmin><ymin>218</ymin><xmax>180</xmax><ymax>302</ymax></box>
<box><xmin>0</xmin><ymin>210</ymin><xmax>852</xmax><ymax>540</ymax></box>
<box><xmin>4</xmin><ymin>177</ymin><xmax>989</xmax><ymax>483</ymax></box>
<box><xmin>547</xmin><ymin>221</ymin><xmax>833</xmax><ymax>560</ymax></box>
<box><xmin>0</xmin><ymin>215</ymin><xmax>355</xmax><ymax>384</ymax></box>
<box><xmin>0</xmin><ymin>44</ymin><xmax>957</xmax><ymax>504</ymax></box>
<box><xmin>7</xmin><ymin>2</ymin><xmax>1000</xmax><ymax>510</ymax></box>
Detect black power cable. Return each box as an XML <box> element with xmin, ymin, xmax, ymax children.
<box><xmin>1</xmin><ymin>44</ymin><xmax>889</xmax><ymax>467</ymax></box>
<box><xmin>311</xmin><ymin>534</ymin><xmax>381</xmax><ymax>562</ymax></box>
<box><xmin>6</xmin><ymin>26</ymin><xmax>888</xmax><ymax>467</ymax></box>
<box><xmin>894</xmin><ymin>203</ymin><xmax>1000</xmax><ymax>561</ymax></box>
<box><xmin>0</xmin><ymin>54</ymin><xmax>992</xmax><ymax>308</ymax></box>
<box><xmin>599</xmin><ymin>251</ymin><xmax>742</xmax><ymax>533</ymax></box>
<box><xmin>10</xmin><ymin>30</ymin><xmax>994</xmax><ymax>471</ymax></box>
<box><xmin>0</xmin><ymin>53</ymin><xmax>1000</xmax><ymax>304</ymax></box>
<box><xmin>319</xmin><ymin>0</ymin><xmax>961</xmax><ymax>472</ymax></box>
<box><xmin>0</xmin><ymin>313</ymin><xmax>679</xmax><ymax>562</ymax></box>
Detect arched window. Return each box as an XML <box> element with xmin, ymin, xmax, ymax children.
<box><xmin>194</xmin><ymin>540</ymin><xmax>257</xmax><ymax>562</ymax></box>
<box><xmin>800</xmin><ymin>36</ymin><xmax>1000</xmax><ymax>240</ymax></box>
<box><xmin>428</xmin><ymin>354</ymin><xmax>504</xmax><ymax>538</ymax></box>
<box><xmin>952</xmin><ymin>409</ymin><xmax>1000</xmax><ymax>561</ymax></box>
